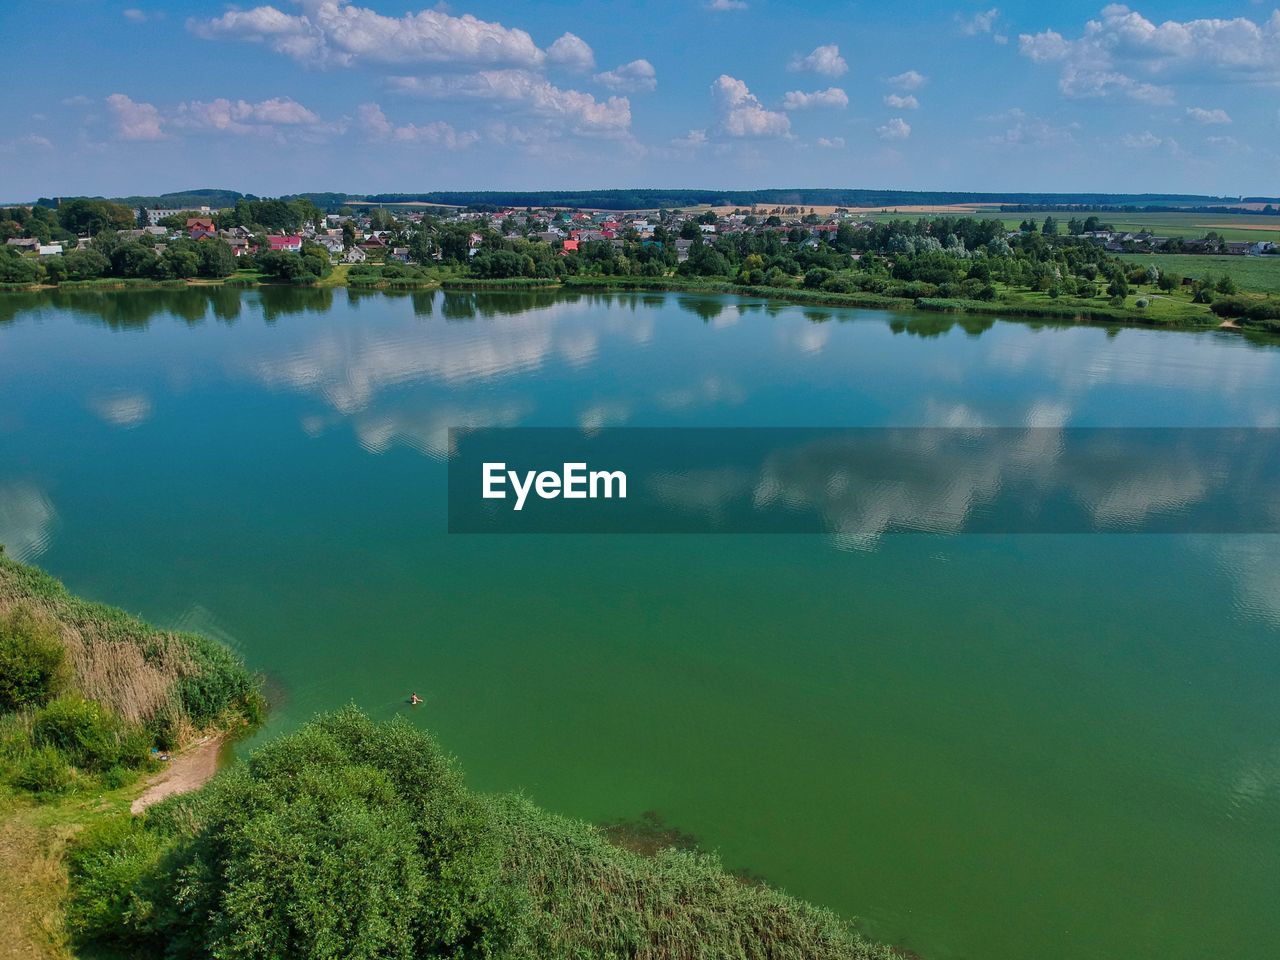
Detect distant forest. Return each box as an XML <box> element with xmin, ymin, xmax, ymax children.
<box><xmin>22</xmin><ymin>187</ymin><xmax>1280</xmax><ymax>214</ymax></box>
<box><xmin>355</xmin><ymin>189</ymin><xmax>1280</xmax><ymax>211</ymax></box>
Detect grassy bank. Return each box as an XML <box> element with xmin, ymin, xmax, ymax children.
<box><xmin>557</xmin><ymin>275</ymin><xmax>1231</xmax><ymax>329</ymax></box>
<box><xmin>68</xmin><ymin>707</ymin><xmax>893</xmax><ymax>960</ymax></box>
<box><xmin>0</xmin><ymin>552</ymin><xmax>262</xmax><ymax>958</ymax></box>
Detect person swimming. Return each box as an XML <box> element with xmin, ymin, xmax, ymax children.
<box><xmin>409</xmin><ymin>693</ymin><xmax>423</xmax><ymax>705</ymax></box>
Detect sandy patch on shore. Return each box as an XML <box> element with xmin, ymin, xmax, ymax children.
<box><xmin>131</xmin><ymin>735</ymin><xmax>226</xmax><ymax>814</ymax></box>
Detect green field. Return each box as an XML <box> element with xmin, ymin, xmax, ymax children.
<box><xmin>860</xmin><ymin>209</ymin><xmax>1280</xmax><ymax>243</ymax></box>
<box><xmin>1119</xmin><ymin>253</ymin><xmax>1280</xmax><ymax>294</ymax></box>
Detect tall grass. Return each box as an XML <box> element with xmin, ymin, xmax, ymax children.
<box><xmin>0</xmin><ymin>554</ymin><xmax>262</xmax><ymax>743</ymax></box>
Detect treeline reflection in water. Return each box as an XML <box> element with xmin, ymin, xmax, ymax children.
<box><xmin>0</xmin><ymin>286</ymin><xmax>1133</xmax><ymax>342</ymax></box>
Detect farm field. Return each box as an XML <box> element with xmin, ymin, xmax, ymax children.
<box><xmin>1120</xmin><ymin>253</ymin><xmax>1280</xmax><ymax>294</ymax></box>
<box><xmin>855</xmin><ymin>208</ymin><xmax>1280</xmax><ymax>242</ymax></box>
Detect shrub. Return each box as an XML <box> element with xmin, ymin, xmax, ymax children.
<box><xmin>0</xmin><ymin>605</ymin><xmax>68</xmax><ymax>710</ymax></box>
<box><xmin>32</xmin><ymin>697</ymin><xmax>148</xmax><ymax>772</ymax></box>
<box><xmin>68</xmin><ymin>708</ymin><xmax>887</xmax><ymax>960</ymax></box>
<box><xmin>66</xmin><ymin>815</ymin><xmax>169</xmax><ymax>944</ymax></box>
<box><xmin>1135</xmin><ymin>298</ymin><xmax>1149</xmax><ymax>309</ymax></box>
<box><xmin>15</xmin><ymin>743</ymin><xmax>71</xmax><ymax>793</ymax></box>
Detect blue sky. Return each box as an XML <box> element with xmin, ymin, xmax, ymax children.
<box><xmin>1</xmin><ymin>0</ymin><xmax>1277</xmax><ymax>199</ymax></box>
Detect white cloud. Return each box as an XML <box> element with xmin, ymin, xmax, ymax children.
<box><xmin>175</xmin><ymin>97</ymin><xmax>321</xmax><ymax>133</ymax></box>
<box><xmin>783</xmin><ymin>87</ymin><xmax>848</xmax><ymax>111</ymax></box>
<box><xmin>123</xmin><ymin>8</ymin><xmax>147</xmax><ymax>23</ymax></box>
<box><xmin>981</xmin><ymin>107</ymin><xmax>1077</xmax><ymax>146</ymax></box>
<box><xmin>357</xmin><ymin>103</ymin><xmax>479</xmax><ymax>148</ymax></box>
<box><xmin>388</xmin><ymin>71</ymin><xmax>631</xmax><ymax>137</ymax></box>
<box><xmin>1186</xmin><ymin>106</ymin><xmax>1231</xmax><ymax>124</ymax></box>
<box><xmin>546</xmin><ymin>32</ymin><xmax>595</xmax><ymax>71</ymax></box>
<box><xmin>0</xmin><ymin>134</ymin><xmax>54</xmax><ymax>154</ymax></box>
<box><xmin>707</xmin><ymin>0</ymin><xmax>748</xmax><ymax>10</ymax></box>
<box><xmin>671</xmin><ymin>128</ymin><xmax>709</xmax><ymax>149</ymax></box>
<box><xmin>877</xmin><ymin>117</ymin><xmax>911</xmax><ymax>140</ymax></box>
<box><xmin>189</xmin><ymin>0</ymin><xmax>548</xmax><ymax>69</ymax></box>
<box><xmin>1054</xmin><ymin>64</ymin><xmax>1175</xmax><ymax>104</ymax></box>
<box><xmin>61</xmin><ymin>95</ymin><xmax>91</xmax><ymax>107</ymax></box>
<box><xmin>594</xmin><ymin>59</ymin><xmax>657</xmax><ymax>92</ymax></box>
<box><xmin>884</xmin><ymin>93</ymin><xmax>919</xmax><ymax>109</ymax></box>
<box><xmin>816</xmin><ymin>136</ymin><xmax>845</xmax><ymax>148</ymax></box>
<box><xmin>1121</xmin><ymin>130</ymin><xmax>1178</xmax><ymax>151</ymax></box>
<box><xmin>1019</xmin><ymin>6</ymin><xmax>1280</xmax><ymax>103</ymax></box>
<box><xmin>957</xmin><ymin>8</ymin><xmax>1000</xmax><ymax>36</ymax></box>
<box><xmin>886</xmin><ymin>69</ymin><xmax>927</xmax><ymax>89</ymax></box>
<box><xmin>789</xmin><ymin>44</ymin><xmax>848</xmax><ymax>77</ymax></box>
<box><xmin>712</xmin><ymin>75</ymin><xmax>790</xmax><ymax>138</ymax></box>
<box><xmin>105</xmin><ymin>93</ymin><xmax>166</xmax><ymax>141</ymax></box>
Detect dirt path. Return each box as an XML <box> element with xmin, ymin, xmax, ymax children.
<box><xmin>131</xmin><ymin>735</ymin><xmax>226</xmax><ymax>814</ymax></box>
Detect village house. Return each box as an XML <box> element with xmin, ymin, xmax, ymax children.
<box><xmin>268</xmin><ymin>235</ymin><xmax>303</xmax><ymax>253</ymax></box>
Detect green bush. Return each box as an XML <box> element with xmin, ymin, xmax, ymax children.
<box><xmin>15</xmin><ymin>743</ymin><xmax>71</xmax><ymax>793</ymax></box>
<box><xmin>66</xmin><ymin>815</ymin><xmax>169</xmax><ymax>944</ymax></box>
<box><xmin>32</xmin><ymin>697</ymin><xmax>149</xmax><ymax>772</ymax></box>
<box><xmin>69</xmin><ymin>708</ymin><xmax>888</xmax><ymax>960</ymax></box>
<box><xmin>0</xmin><ymin>605</ymin><xmax>68</xmax><ymax>710</ymax></box>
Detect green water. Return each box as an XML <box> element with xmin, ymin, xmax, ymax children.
<box><xmin>1</xmin><ymin>287</ymin><xmax>1278</xmax><ymax>960</ymax></box>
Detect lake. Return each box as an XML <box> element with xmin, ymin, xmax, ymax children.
<box><xmin>1</xmin><ymin>286</ymin><xmax>1278</xmax><ymax>960</ymax></box>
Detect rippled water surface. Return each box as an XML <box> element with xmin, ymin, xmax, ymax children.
<box><xmin>2</xmin><ymin>287</ymin><xmax>1279</xmax><ymax>960</ymax></box>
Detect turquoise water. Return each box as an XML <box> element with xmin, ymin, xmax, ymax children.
<box><xmin>1</xmin><ymin>288</ymin><xmax>1279</xmax><ymax>960</ymax></box>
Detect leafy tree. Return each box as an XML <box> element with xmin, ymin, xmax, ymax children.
<box><xmin>196</xmin><ymin>240</ymin><xmax>235</xmax><ymax>278</ymax></box>
<box><xmin>111</xmin><ymin>242</ymin><xmax>160</xmax><ymax>279</ymax></box>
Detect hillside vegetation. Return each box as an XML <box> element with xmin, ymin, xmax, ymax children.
<box><xmin>69</xmin><ymin>707</ymin><xmax>893</xmax><ymax>960</ymax></box>
<box><xmin>0</xmin><ymin>552</ymin><xmax>262</xmax><ymax>958</ymax></box>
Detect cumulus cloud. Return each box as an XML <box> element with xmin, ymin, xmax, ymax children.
<box><xmin>189</xmin><ymin>0</ymin><xmax>548</xmax><ymax>69</ymax></box>
<box><xmin>957</xmin><ymin>8</ymin><xmax>1000</xmax><ymax>36</ymax></box>
<box><xmin>884</xmin><ymin>93</ymin><xmax>919</xmax><ymax>109</ymax></box>
<box><xmin>123</xmin><ymin>8</ymin><xmax>148</xmax><ymax>23</ymax></box>
<box><xmin>816</xmin><ymin>136</ymin><xmax>845</xmax><ymax>148</ymax></box>
<box><xmin>782</xmin><ymin>87</ymin><xmax>848</xmax><ymax>110</ymax></box>
<box><xmin>357</xmin><ymin>102</ymin><xmax>479</xmax><ymax>148</ymax></box>
<box><xmin>1186</xmin><ymin>106</ymin><xmax>1230</xmax><ymax>124</ymax></box>
<box><xmin>886</xmin><ymin>69</ymin><xmax>927</xmax><ymax>89</ymax></box>
<box><xmin>594</xmin><ymin>59</ymin><xmax>657</xmax><ymax>92</ymax></box>
<box><xmin>1019</xmin><ymin>5</ymin><xmax>1280</xmax><ymax>104</ymax></box>
<box><xmin>174</xmin><ymin>97</ymin><xmax>321</xmax><ymax>133</ymax></box>
<box><xmin>789</xmin><ymin>44</ymin><xmax>848</xmax><ymax>77</ymax></box>
<box><xmin>546</xmin><ymin>32</ymin><xmax>595</xmax><ymax>71</ymax></box>
<box><xmin>877</xmin><ymin>117</ymin><xmax>911</xmax><ymax>140</ymax></box>
<box><xmin>105</xmin><ymin>93</ymin><xmax>166</xmax><ymax>141</ymax></box>
<box><xmin>388</xmin><ymin>71</ymin><xmax>631</xmax><ymax>137</ymax></box>
<box><xmin>712</xmin><ymin>75</ymin><xmax>790</xmax><ymax>137</ymax></box>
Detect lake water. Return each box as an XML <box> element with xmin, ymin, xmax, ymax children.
<box><xmin>1</xmin><ymin>287</ymin><xmax>1278</xmax><ymax>960</ymax></box>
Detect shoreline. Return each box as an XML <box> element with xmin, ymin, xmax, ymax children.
<box><xmin>3</xmin><ymin>273</ymin><xmax>1269</xmax><ymax>336</ymax></box>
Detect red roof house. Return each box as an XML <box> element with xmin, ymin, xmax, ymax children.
<box><xmin>269</xmin><ymin>235</ymin><xmax>303</xmax><ymax>252</ymax></box>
